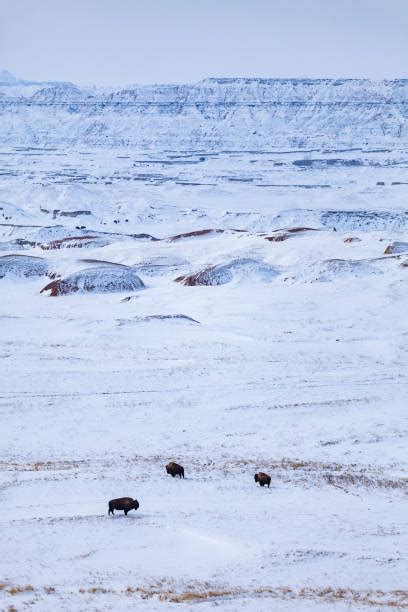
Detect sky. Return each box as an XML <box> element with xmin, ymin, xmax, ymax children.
<box><xmin>0</xmin><ymin>0</ymin><xmax>407</xmax><ymax>85</ymax></box>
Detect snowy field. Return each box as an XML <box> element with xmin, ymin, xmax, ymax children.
<box><xmin>0</xmin><ymin>146</ymin><xmax>407</xmax><ymax>610</ymax></box>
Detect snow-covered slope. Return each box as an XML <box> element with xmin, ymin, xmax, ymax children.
<box><xmin>0</xmin><ymin>74</ymin><xmax>407</xmax><ymax>610</ymax></box>
<box><xmin>1</xmin><ymin>75</ymin><xmax>408</xmax><ymax>149</ymax></box>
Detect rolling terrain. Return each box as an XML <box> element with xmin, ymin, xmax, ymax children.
<box><xmin>0</xmin><ymin>74</ymin><xmax>407</xmax><ymax>610</ymax></box>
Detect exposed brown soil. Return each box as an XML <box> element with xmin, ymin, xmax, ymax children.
<box><xmin>40</xmin><ymin>279</ymin><xmax>70</xmax><ymax>296</ymax></box>
<box><xmin>79</xmin><ymin>259</ymin><xmax>127</xmax><ymax>266</ymax></box>
<box><xmin>344</xmin><ymin>236</ymin><xmax>362</xmax><ymax>243</ymax></box>
<box><xmin>286</xmin><ymin>227</ymin><xmax>318</xmax><ymax>233</ymax></box>
<box><xmin>175</xmin><ymin>266</ymin><xmax>217</xmax><ymax>286</ymax></box>
<box><xmin>384</xmin><ymin>242</ymin><xmax>408</xmax><ymax>255</ymax></box>
<box><xmin>167</xmin><ymin>228</ymin><xmax>225</xmax><ymax>241</ymax></box>
<box><xmin>40</xmin><ymin>266</ymin><xmax>145</xmax><ymax>296</ymax></box>
<box><xmin>1</xmin><ymin>580</ymin><xmax>406</xmax><ymax>608</ymax></box>
<box><xmin>264</xmin><ymin>227</ymin><xmax>318</xmax><ymax>242</ymax></box>
<box><xmin>40</xmin><ymin>236</ymin><xmax>100</xmax><ymax>250</ymax></box>
<box><xmin>265</xmin><ymin>234</ymin><xmax>288</xmax><ymax>242</ymax></box>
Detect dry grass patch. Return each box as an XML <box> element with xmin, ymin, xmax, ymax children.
<box><xmin>0</xmin><ymin>454</ymin><xmax>405</xmax><ymax>494</ymax></box>
<box><xmin>122</xmin><ymin>583</ymin><xmax>408</xmax><ymax>607</ymax></box>
<box><xmin>1</xmin><ymin>581</ymin><xmax>406</xmax><ymax>608</ymax></box>
<box><xmin>0</xmin><ymin>459</ymin><xmax>90</xmax><ymax>472</ymax></box>
<box><xmin>43</xmin><ymin>586</ymin><xmax>56</xmax><ymax>594</ymax></box>
<box><xmin>79</xmin><ymin>587</ymin><xmax>109</xmax><ymax>594</ymax></box>
<box><xmin>225</xmin><ymin>457</ymin><xmax>407</xmax><ymax>493</ymax></box>
<box><xmin>6</xmin><ymin>584</ymin><xmax>34</xmax><ymax>596</ymax></box>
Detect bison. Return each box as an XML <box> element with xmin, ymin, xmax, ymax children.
<box><xmin>254</xmin><ymin>472</ymin><xmax>271</xmax><ymax>488</ymax></box>
<box><xmin>166</xmin><ymin>462</ymin><xmax>185</xmax><ymax>478</ymax></box>
<box><xmin>108</xmin><ymin>497</ymin><xmax>139</xmax><ymax>516</ymax></box>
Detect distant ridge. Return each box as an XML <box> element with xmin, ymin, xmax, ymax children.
<box><xmin>1</xmin><ymin>74</ymin><xmax>407</xmax><ymax>149</ymax></box>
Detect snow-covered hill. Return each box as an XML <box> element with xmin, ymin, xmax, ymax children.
<box><xmin>1</xmin><ymin>74</ymin><xmax>408</xmax><ymax>148</ymax></box>
<box><xmin>0</xmin><ymin>73</ymin><xmax>407</xmax><ymax>610</ymax></box>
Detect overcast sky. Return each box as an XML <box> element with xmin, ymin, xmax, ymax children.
<box><xmin>0</xmin><ymin>0</ymin><xmax>407</xmax><ymax>85</ymax></box>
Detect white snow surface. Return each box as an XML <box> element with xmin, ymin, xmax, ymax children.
<box><xmin>0</xmin><ymin>78</ymin><xmax>407</xmax><ymax>611</ymax></box>
<box><xmin>1</xmin><ymin>75</ymin><xmax>408</xmax><ymax>149</ymax></box>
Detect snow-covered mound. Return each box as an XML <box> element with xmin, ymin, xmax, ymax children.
<box><xmin>0</xmin><ymin>224</ymin><xmax>157</xmax><ymax>251</ymax></box>
<box><xmin>175</xmin><ymin>258</ymin><xmax>279</xmax><ymax>286</ymax></box>
<box><xmin>293</xmin><ymin>256</ymin><xmax>402</xmax><ymax>283</ymax></box>
<box><xmin>131</xmin><ymin>255</ymin><xmax>190</xmax><ymax>278</ymax></box>
<box><xmin>0</xmin><ymin>238</ymin><xmax>37</xmax><ymax>251</ymax></box>
<box><xmin>40</xmin><ymin>265</ymin><xmax>145</xmax><ymax>296</ymax></box>
<box><xmin>311</xmin><ymin>258</ymin><xmax>381</xmax><ymax>282</ymax></box>
<box><xmin>40</xmin><ymin>235</ymin><xmax>114</xmax><ymax>250</ymax></box>
<box><xmin>384</xmin><ymin>241</ymin><xmax>408</xmax><ymax>254</ymax></box>
<box><xmin>0</xmin><ymin>254</ymin><xmax>52</xmax><ymax>279</ymax></box>
<box><xmin>1</xmin><ymin>77</ymin><xmax>408</xmax><ymax>149</ymax></box>
<box><xmin>320</xmin><ymin>210</ymin><xmax>408</xmax><ymax>232</ymax></box>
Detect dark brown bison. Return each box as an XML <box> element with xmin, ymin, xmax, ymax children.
<box><xmin>254</xmin><ymin>472</ymin><xmax>271</xmax><ymax>488</ymax></box>
<box><xmin>108</xmin><ymin>497</ymin><xmax>139</xmax><ymax>516</ymax></box>
<box><xmin>166</xmin><ymin>462</ymin><xmax>185</xmax><ymax>478</ymax></box>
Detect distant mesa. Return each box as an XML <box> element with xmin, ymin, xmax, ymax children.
<box><xmin>41</xmin><ymin>265</ymin><xmax>145</xmax><ymax>296</ymax></box>
<box><xmin>3</xmin><ymin>77</ymin><xmax>408</xmax><ymax>149</ymax></box>
<box><xmin>0</xmin><ymin>69</ymin><xmax>20</xmax><ymax>84</ymax></box>
<box><xmin>0</xmin><ymin>69</ymin><xmax>55</xmax><ymax>87</ymax></box>
<box><xmin>30</xmin><ymin>82</ymin><xmax>86</xmax><ymax>102</ymax></box>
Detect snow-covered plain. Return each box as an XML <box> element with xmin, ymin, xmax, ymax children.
<box><xmin>0</xmin><ymin>77</ymin><xmax>408</xmax><ymax>611</ymax></box>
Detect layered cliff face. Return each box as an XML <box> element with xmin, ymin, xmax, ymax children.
<box><xmin>1</xmin><ymin>76</ymin><xmax>408</xmax><ymax>149</ymax></box>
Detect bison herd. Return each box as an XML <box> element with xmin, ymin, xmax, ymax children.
<box><xmin>108</xmin><ymin>463</ymin><xmax>271</xmax><ymax>516</ymax></box>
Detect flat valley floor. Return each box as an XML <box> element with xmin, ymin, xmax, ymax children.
<box><xmin>0</xmin><ymin>148</ymin><xmax>407</xmax><ymax>610</ymax></box>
